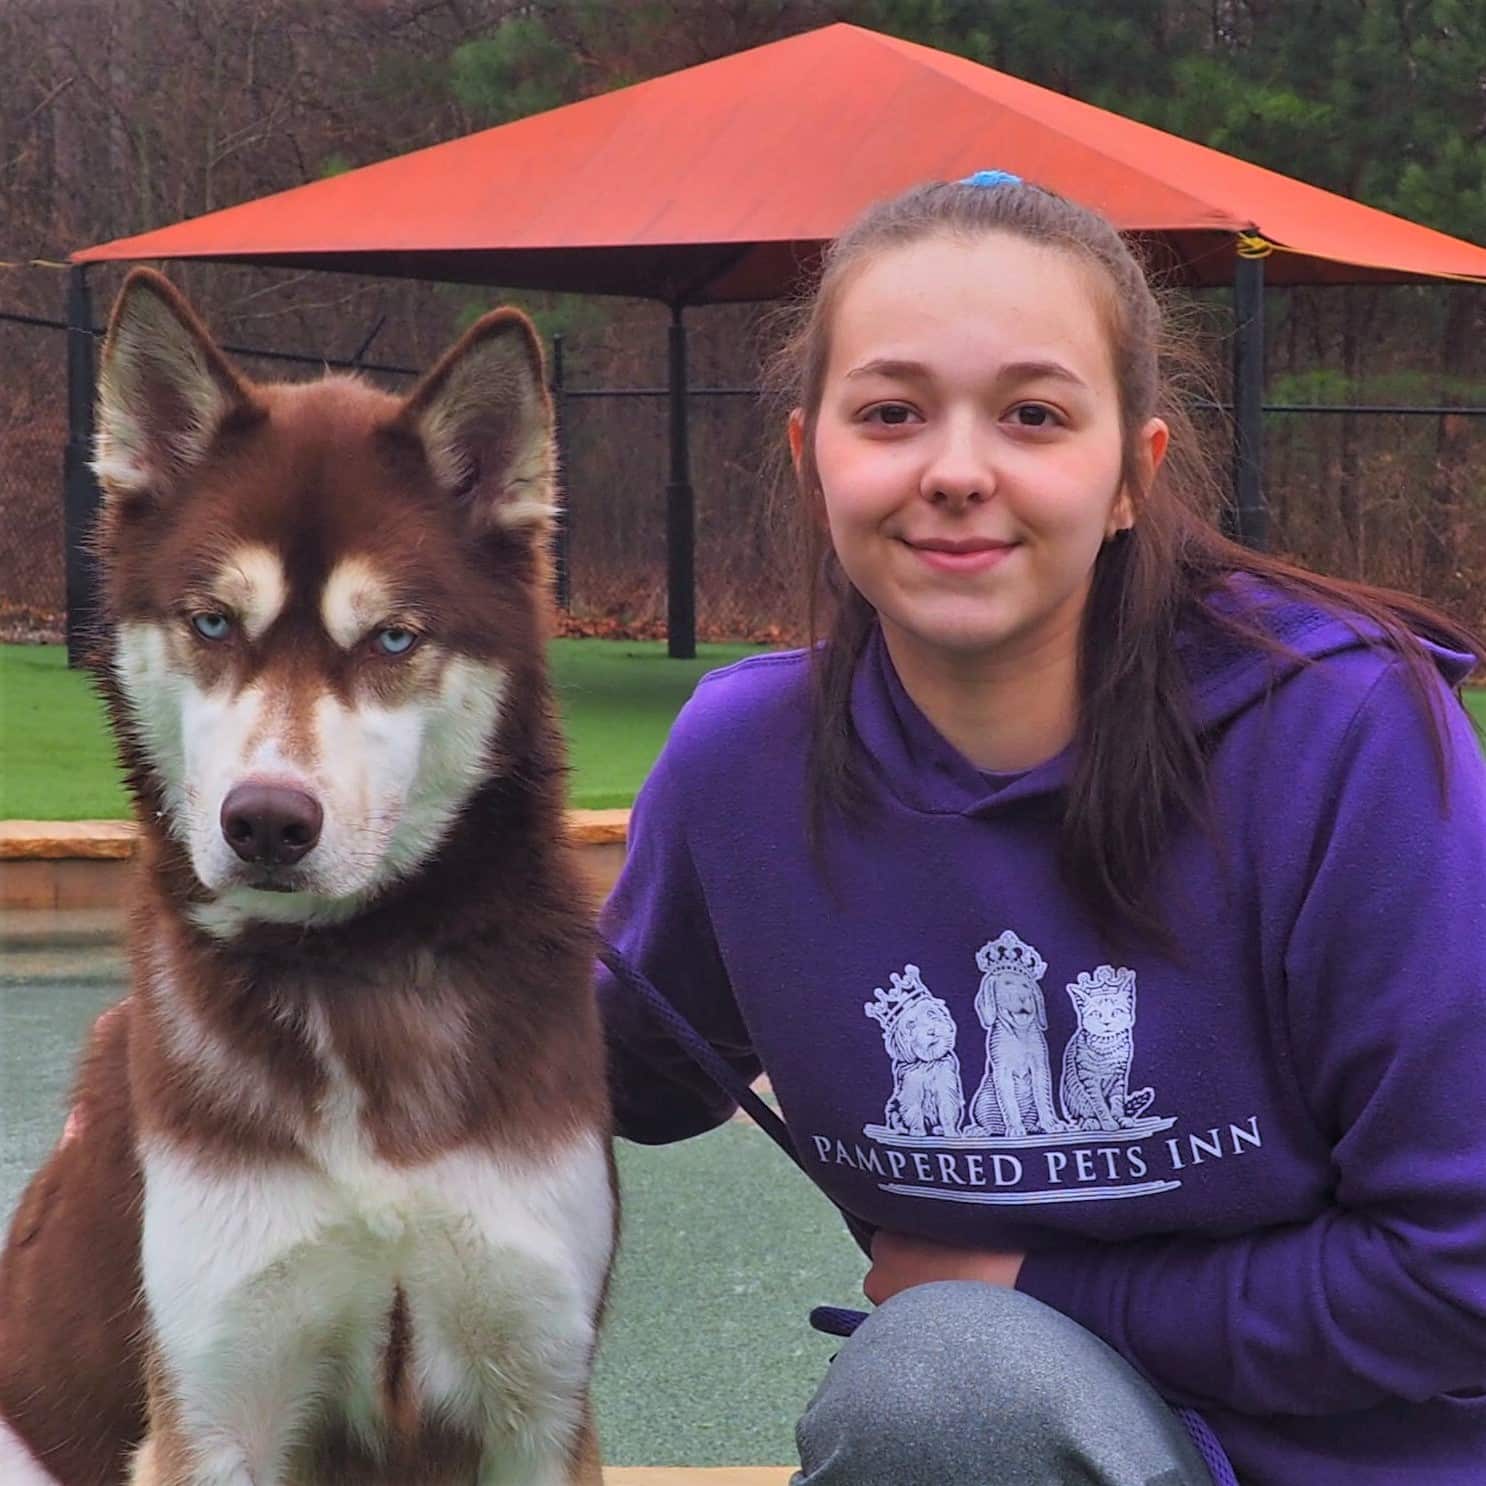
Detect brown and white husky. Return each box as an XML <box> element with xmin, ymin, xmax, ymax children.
<box><xmin>0</xmin><ymin>270</ymin><xmax>617</xmax><ymax>1486</ymax></box>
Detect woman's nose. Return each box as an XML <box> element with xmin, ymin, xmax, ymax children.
<box><xmin>920</xmin><ymin>421</ymin><xmax>993</xmax><ymax>508</ymax></box>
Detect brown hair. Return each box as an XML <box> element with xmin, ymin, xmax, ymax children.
<box><xmin>767</xmin><ymin>177</ymin><xmax>1482</xmax><ymax>945</ymax></box>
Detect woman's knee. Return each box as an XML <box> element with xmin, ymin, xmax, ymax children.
<box><xmin>802</xmin><ymin>1282</ymin><xmax>1081</xmax><ymax>1435</ymax></box>
<box><xmin>795</xmin><ymin>1281</ymin><xmax>1210</xmax><ymax>1486</ymax></box>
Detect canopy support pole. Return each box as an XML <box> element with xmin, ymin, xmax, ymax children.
<box><xmin>666</xmin><ymin>303</ymin><xmax>696</xmax><ymax>658</ymax></box>
<box><xmin>64</xmin><ymin>265</ymin><xmax>101</xmax><ymax>668</ymax></box>
<box><xmin>1231</xmin><ymin>251</ymin><xmax>1268</xmax><ymax>549</ymax></box>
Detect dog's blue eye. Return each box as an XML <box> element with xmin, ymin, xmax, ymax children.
<box><xmin>192</xmin><ymin>612</ymin><xmax>232</xmax><ymax>642</ymax></box>
<box><xmin>375</xmin><ymin>627</ymin><xmax>418</xmax><ymax>656</ymax></box>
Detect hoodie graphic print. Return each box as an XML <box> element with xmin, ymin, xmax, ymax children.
<box><xmin>856</xmin><ymin>934</ymin><xmax>1187</xmax><ymax>1207</ymax></box>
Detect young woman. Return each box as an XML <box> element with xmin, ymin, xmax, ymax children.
<box><xmin>597</xmin><ymin>173</ymin><xmax>1486</xmax><ymax>1485</ymax></box>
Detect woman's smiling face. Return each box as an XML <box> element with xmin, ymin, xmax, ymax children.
<box><xmin>796</xmin><ymin>230</ymin><xmax>1164</xmax><ymax>676</ymax></box>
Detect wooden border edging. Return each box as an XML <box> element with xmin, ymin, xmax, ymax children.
<box><xmin>603</xmin><ymin>1472</ymin><xmax>793</xmax><ymax>1485</ymax></box>
<box><xmin>0</xmin><ymin>812</ymin><xmax>631</xmax><ymax>911</ymax></box>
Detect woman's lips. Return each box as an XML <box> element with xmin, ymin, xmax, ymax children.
<box><xmin>903</xmin><ymin>538</ymin><xmax>1018</xmax><ymax>575</ymax></box>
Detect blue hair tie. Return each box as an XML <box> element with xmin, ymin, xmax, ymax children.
<box><xmin>959</xmin><ymin>169</ymin><xmax>1022</xmax><ymax>189</ymax></box>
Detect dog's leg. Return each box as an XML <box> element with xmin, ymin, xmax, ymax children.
<box><xmin>126</xmin><ymin>1436</ymin><xmax>160</xmax><ymax>1486</ymax></box>
<box><xmin>138</xmin><ymin>1150</ymin><xmax>387</xmax><ymax>1486</ymax></box>
<box><xmin>143</xmin><ymin>1358</ymin><xmax>322</xmax><ymax>1486</ymax></box>
<box><xmin>127</xmin><ymin>1357</ymin><xmax>186</xmax><ymax>1486</ymax></box>
<box><xmin>566</xmin><ymin>1399</ymin><xmax>604</xmax><ymax>1486</ymax></box>
<box><xmin>129</xmin><ymin>1347</ymin><xmax>268</xmax><ymax>1486</ymax></box>
<box><xmin>131</xmin><ymin>1448</ymin><xmax>261</xmax><ymax>1486</ymax></box>
<box><xmin>128</xmin><ymin>1430</ymin><xmax>260</xmax><ymax>1486</ymax></box>
<box><xmin>125</xmin><ymin>1434</ymin><xmax>197</xmax><ymax>1486</ymax></box>
<box><xmin>485</xmin><ymin>1400</ymin><xmax>602</xmax><ymax>1486</ymax></box>
<box><xmin>412</xmin><ymin>1215</ymin><xmax>605</xmax><ymax>1486</ymax></box>
<box><xmin>471</xmin><ymin>1383</ymin><xmax>594</xmax><ymax>1486</ymax></box>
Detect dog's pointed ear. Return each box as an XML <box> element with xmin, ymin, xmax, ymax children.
<box><xmin>395</xmin><ymin>308</ymin><xmax>558</xmax><ymax>535</ymax></box>
<box><xmin>93</xmin><ymin>268</ymin><xmax>259</xmax><ymax>499</ymax></box>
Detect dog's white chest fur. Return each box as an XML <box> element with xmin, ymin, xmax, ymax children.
<box><xmin>139</xmin><ymin>1112</ymin><xmax>612</xmax><ymax>1482</ymax></box>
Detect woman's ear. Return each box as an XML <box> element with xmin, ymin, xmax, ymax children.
<box><xmin>1108</xmin><ymin>416</ymin><xmax>1169</xmax><ymax>537</ymax></box>
<box><xmin>787</xmin><ymin>407</ymin><xmax>807</xmax><ymax>478</ymax></box>
<box><xmin>1143</xmin><ymin>416</ymin><xmax>1170</xmax><ymax>483</ymax></box>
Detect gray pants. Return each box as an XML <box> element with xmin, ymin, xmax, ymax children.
<box><xmin>793</xmin><ymin>1282</ymin><xmax>1217</xmax><ymax>1486</ymax></box>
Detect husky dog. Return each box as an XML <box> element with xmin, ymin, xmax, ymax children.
<box><xmin>0</xmin><ymin>270</ymin><xmax>616</xmax><ymax>1486</ymax></box>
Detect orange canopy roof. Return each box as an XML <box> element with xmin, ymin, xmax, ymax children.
<box><xmin>73</xmin><ymin>23</ymin><xmax>1486</xmax><ymax>299</ymax></box>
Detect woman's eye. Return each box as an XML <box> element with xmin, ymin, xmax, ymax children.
<box><xmin>1011</xmin><ymin>404</ymin><xmax>1060</xmax><ymax>428</ymax></box>
<box><xmin>863</xmin><ymin>403</ymin><xmax>919</xmax><ymax>427</ymax></box>
<box><xmin>191</xmin><ymin>612</ymin><xmax>232</xmax><ymax>642</ymax></box>
<box><xmin>374</xmin><ymin>627</ymin><xmax>419</xmax><ymax>657</ymax></box>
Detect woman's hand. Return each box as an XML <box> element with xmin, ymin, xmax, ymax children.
<box><xmin>865</xmin><ymin>1229</ymin><xmax>1025</xmax><ymax>1306</ymax></box>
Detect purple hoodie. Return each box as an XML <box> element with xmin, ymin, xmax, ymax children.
<box><xmin>598</xmin><ymin>586</ymin><xmax>1486</xmax><ymax>1485</ymax></box>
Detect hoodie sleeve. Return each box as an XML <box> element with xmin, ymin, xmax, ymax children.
<box><xmin>595</xmin><ymin>697</ymin><xmax>762</xmax><ymax>1145</ymax></box>
<box><xmin>1017</xmin><ymin>659</ymin><xmax>1486</xmax><ymax>1416</ymax></box>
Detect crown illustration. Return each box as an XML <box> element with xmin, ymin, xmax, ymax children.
<box><xmin>864</xmin><ymin>964</ymin><xmax>939</xmax><ymax>1034</ymax></box>
<box><xmin>1067</xmin><ymin>964</ymin><xmax>1136</xmax><ymax>997</ymax></box>
<box><xmin>975</xmin><ymin>930</ymin><xmax>1047</xmax><ymax>982</ymax></box>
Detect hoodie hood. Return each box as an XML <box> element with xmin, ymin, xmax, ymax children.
<box><xmin>851</xmin><ymin>577</ymin><xmax>1476</xmax><ymax>818</ymax></box>
<box><xmin>1182</xmin><ymin>575</ymin><xmax>1475</xmax><ymax>729</ymax></box>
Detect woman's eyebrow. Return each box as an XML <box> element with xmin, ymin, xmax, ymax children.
<box><xmin>844</xmin><ymin>356</ymin><xmax>1090</xmax><ymax>390</ymax></box>
<box><xmin>844</xmin><ymin>357</ymin><xmax>931</xmax><ymax>381</ymax></box>
<box><xmin>1000</xmin><ymin>359</ymin><xmax>1090</xmax><ymax>390</ymax></box>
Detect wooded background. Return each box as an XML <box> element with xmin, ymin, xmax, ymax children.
<box><xmin>3</xmin><ymin>0</ymin><xmax>1484</xmax><ymax>641</ymax></box>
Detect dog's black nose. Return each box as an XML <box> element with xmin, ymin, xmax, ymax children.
<box><xmin>220</xmin><ymin>784</ymin><xmax>323</xmax><ymax>866</ymax></box>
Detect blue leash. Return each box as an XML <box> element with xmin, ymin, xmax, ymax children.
<box><xmin>599</xmin><ymin>941</ymin><xmax>1240</xmax><ymax>1486</ymax></box>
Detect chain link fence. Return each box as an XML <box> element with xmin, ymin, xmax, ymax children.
<box><xmin>0</xmin><ymin>315</ymin><xmax>68</xmax><ymax>641</ymax></box>
<box><xmin>555</xmin><ymin>375</ymin><xmax>795</xmax><ymax>642</ymax></box>
<box><xmin>1267</xmin><ymin>407</ymin><xmax>1486</xmax><ymax>623</ymax></box>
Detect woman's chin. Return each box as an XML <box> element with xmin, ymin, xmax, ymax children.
<box><xmin>880</xmin><ymin>608</ymin><xmax>1021</xmax><ymax>661</ymax></box>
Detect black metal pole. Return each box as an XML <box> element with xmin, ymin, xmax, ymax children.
<box><xmin>666</xmin><ymin>304</ymin><xmax>696</xmax><ymax>659</ymax></box>
<box><xmin>551</xmin><ymin>333</ymin><xmax>570</xmax><ymax>612</ymax></box>
<box><xmin>1230</xmin><ymin>251</ymin><xmax>1267</xmax><ymax>549</ymax></box>
<box><xmin>63</xmin><ymin>265</ymin><xmax>101</xmax><ymax>667</ymax></box>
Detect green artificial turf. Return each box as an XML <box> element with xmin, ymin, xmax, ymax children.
<box><xmin>553</xmin><ymin>640</ymin><xmax>766</xmax><ymax>809</ymax></box>
<box><xmin>0</xmin><ymin>640</ymin><xmax>769</xmax><ymax>819</ymax></box>
<box><xmin>0</xmin><ymin>645</ymin><xmax>131</xmax><ymax>819</ymax></box>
